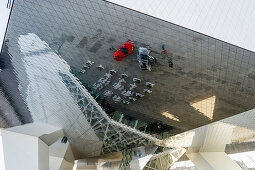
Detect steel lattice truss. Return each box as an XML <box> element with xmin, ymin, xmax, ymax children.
<box><xmin>119</xmin><ymin>149</ymin><xmax>134</xmax><ymax>170</ymax></box>
<box><xmin>157</xmin><ymin>132</ymin><xmax>195</xmax><ymax>148</ymax></box>
<box><xmin>59</xmin><ymin>72</ymin><xmax>160</xmax><ymax>154</ymax></box>
<box><xmin>144</xmin><ymin>148</ymin><xmax>186</xmax><ymax>170</ymax></box>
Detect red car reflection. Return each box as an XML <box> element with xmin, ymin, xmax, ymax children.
<box><xmin>113</xmin><ymin>40</ymin><xmax>134</xmax><ymax>61</ymax></box>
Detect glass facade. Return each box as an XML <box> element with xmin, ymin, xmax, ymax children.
<box><xmin>0</xmin><ymin>0</ymin><xmax>255</xmax><ymax>158</ymax></box>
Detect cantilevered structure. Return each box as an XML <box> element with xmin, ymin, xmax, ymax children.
<box><xmin>0</xmin><ymin>0</ymin><xmax>255</xmax><ymax>169</ymax></box>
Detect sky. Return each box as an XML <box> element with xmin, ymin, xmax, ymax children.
<box><xmin>2</xmin><ymin>0</ymin><xmax>255</xmax><ymax>52</ymax></box>
<box><xmin>0</xmin><ymin>0</ymin><xmax>12</xmax><ymax>53</ymax></box>
<box><xmin>108</xmin><ymin>0</ymin><xmax>255</xmax><ymax>52</ymax></box>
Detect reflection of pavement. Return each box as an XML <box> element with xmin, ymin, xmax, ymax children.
<box><xmin>16</xmin><ymin>33</ymin><xmax>159</xmax><ymax>157</ymax></box>
<box><xmin>4</xmin><ymin>0</ymin><xmax>255</xmax><ymax>133</ymax></box>
<box><xmin>17</xmin><ymin>33</ymin><xmax>102</xmax><ymax>158</ymax></box>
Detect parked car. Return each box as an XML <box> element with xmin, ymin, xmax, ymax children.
<box><xmin>113</xmin><ymin>40</ymin><xmax>134</xmax><ymax>61</ymax></box>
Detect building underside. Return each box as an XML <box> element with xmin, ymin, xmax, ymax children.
<box><xmin>0</xmin><ymin>0</ymin><xmax>255</xmax><ymax>169</ymax></box>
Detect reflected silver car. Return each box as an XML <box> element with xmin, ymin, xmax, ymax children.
<box><xmin>137</xmin><ymin>47</ymin><xmax>157</xmax><ymax>71</ymax></box>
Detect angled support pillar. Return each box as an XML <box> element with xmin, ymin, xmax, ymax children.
<box><xmin>186</xmin><ymin>122</ymin><xmax>242</xmax><ymax>170</ymax></box>
<box><xmin>187</xmin><ymin>152</ymin><xmax>242</xmax><ymax>170</ymax></box>
<box><xmin>49</xmin><ymin>138</ymin><xmax>75</xmax><ymax>170</ymax></box>
<box><xmin>0</xmin><ymin>123</ymin><xmax>63</xmax><ymax>170</ymax></box>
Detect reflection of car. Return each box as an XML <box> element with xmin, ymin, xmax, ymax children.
<box><xmin>113</xmin><ymin>40</ymin><xmax>134</xmax><ymax>61</ymax></box>
<box><xmin>137</xmin><ymin>47</ymin><xmax>157</xmax><ymax>71</ymax></box>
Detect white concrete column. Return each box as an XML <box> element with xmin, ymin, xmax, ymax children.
<box><xmin>187</xmin><ymin>152</ymin><xmax>242</xmax><ymax>170</ymax></box>
<box><xmin>190</xmin><ymin>122</ymin><xmax>234</xmax><ymax>151</ymax></box>
<box><xmin>49</xmin><ymin>138</ymin><xmax>74</xmax><ymax>170</ymax></box>
<box><xmin>186</xmin><ymin>122</ymin><xmax>242</xmax><ymax>170</ymax></box>
<box><xmin>0</xmin><ymin>123</ymin><xmax>63</xmax><ymax>170</ymax></box>
<box><xmin>0</xmin><ymin>131</ymin><xmax>6</xmax><ymax>170</ymax></box>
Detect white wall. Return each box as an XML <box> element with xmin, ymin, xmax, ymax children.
<box><xmin>1</xmin><ymin>130</ymin><xmax>49</xmax><ymax>170</ymax></box>
<box><xmin>38</xmin><ymin>139</ymin><xmax>49</xmax><ymax>170</ymax></box>
<box><xmin>0</xmin><ymin>133</ymin><xmax>5</xmax><ymax>170</ymax></box>
<box><xmin>49</xmin><ymin>156</ymin><xmax>74</xmax><ymax>170</ymax></box>
<box><xmin>50</xmin><ymin>156</ymin><xmax>63</xmax><ymax>170</ymax></box>
<box><xmin>60</xmin><ymin>159</ymin><xmax>74</xmax><ymax>170</ymax></box>
<box><xmin>7</xmin><ymin>123</ymin><xmax>62</xmax><ymax>137</ymax></box>
<box><xmin>0</xmin><ymin>0</ymin><xmax>12</xmax><ymax>52</ymax></box>
<box><xmin>200</xmin><ymin>152</ymin><xmax>242</xmax><ymax>170</ymax></box>
<box><xmin>187</xmin><ymin>152</ymin><xmax>242</xmax><ymax>170</ymax></box>
<box><xmin>187</xmin><ymin>153</ymin><xmax>214</xmax><ymax>170</ymax></box>
<box><xmin>49</xmin><ymin>139</ymin><xmax>74</xmax><ymax>170</ymax></box>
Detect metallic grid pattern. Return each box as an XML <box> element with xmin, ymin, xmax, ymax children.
<box><xmin>7</xmin><ymin>32</ymin><xmax>159</xmax><ymax>158</ymax></box>
<box><xmin>1</xmin><ymin>0</ymin><xmax>255</xmax><ymax>147</ymax></box>
<box><xmin>119</xmin><ymin>149</ymin><xmax>135</xmax><ymax>170</ymax></box>
<box><xmin>59</xmin><ymin>72</ymin><xmax>159</xmax><ymax>154</ymax></box>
